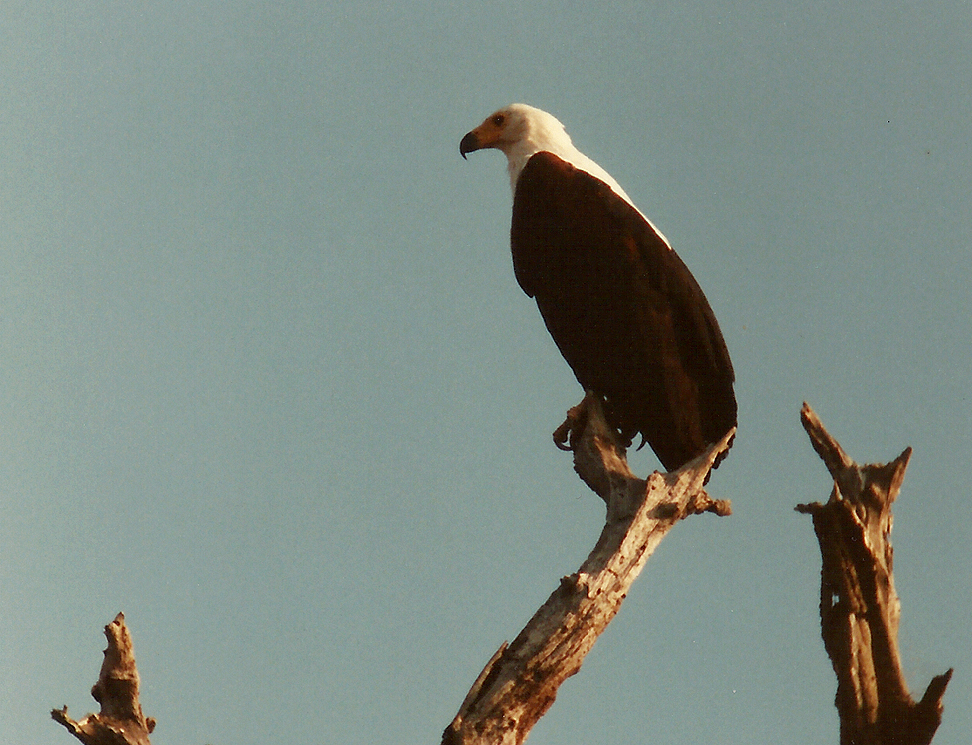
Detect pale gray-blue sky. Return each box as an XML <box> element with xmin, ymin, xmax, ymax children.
<box><xmin>2</xmin><ymin>2</ymin><xmax>970</xmax><ymax>743</ymax></box>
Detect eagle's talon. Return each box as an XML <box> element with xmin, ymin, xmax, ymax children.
<box><xmin>553</xmin><ymin>419</ymin><xmax>573</xmax><ymax>451</ymax></box>
<box><xmin>553</xmin><ymin>395</ymin><xmax>594</xmax><ymax>451</ymax></box>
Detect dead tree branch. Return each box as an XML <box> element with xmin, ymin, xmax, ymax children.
<box><xmin>796</xmin><ymin>402</ymin><xmax>952</xmax><ymax>745</ymax></box>
<box><xmin>443</xmin><ymin>394</ymin><xmax>734</xmax><ymax>745</ymax></box>
<box><xmin>52</xmin><ymin>613</ymin><xmax>156</xmax><ymax>745</ymax></box>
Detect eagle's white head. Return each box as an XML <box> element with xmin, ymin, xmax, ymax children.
<box><xmin>459</xmin><ymin>103</ymin><xmax>636</xmax><ymax>208</ymax></box>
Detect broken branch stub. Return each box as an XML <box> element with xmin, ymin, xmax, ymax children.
<box><xmin>797</xmin><ymin>402</ymin><xmax>952</xmax><ymax>745</ymax></box>
<box><xmin>52</xmin><ymin>613</ymin><xmax>156</xmax><ymax>745</ymax></box>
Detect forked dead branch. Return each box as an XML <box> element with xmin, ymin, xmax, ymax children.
<box><xmin>797</xmin><ymin>403</ymin><xmax>951</xmax><ymax>745</ymax></box>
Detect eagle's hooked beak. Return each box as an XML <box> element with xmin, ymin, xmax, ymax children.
<box><xmin>459</xmin><ymin>130</ymin><xmax>482</xmax><ymax>160</ymax></box>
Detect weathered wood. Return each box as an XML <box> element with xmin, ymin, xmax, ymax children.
<box><xmin>443</xmin><ymin>394</ymin><xmax>733</xmax><ymax>745</ymax></box>
<box><xmin>52</xmin><ymin>613</ymin><xmax>156</xmax><ymax>745</ymax></box>
<box><xmin>797</xmin><ymin>402</ymin><xmax>952</xmax><ymax>745</ymax></box>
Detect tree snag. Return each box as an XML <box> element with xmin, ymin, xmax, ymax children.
<box><xmin>796</xmin><ymin>402</ymin><xmax>952</xmax><ymax>745</ymax></box>
<box><xmin>52</xmin><ymin>612</ymin><xmax>156</xmax><ymax>745</ymax></box>
<box><xmin>443</xmin><ymin>393</ymin><xmax>734</xmax><ymax>745</ymax></box>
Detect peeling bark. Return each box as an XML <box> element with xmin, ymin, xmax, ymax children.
<box><xmin>797</xmin><ymin>403</ymin><xmax>951</xmax><ymax>745</ymax></box>
<box><xmin>52</xmin><ymin>613</ymin><xmax>156</xmax><ymax>745</ymax></box>
<box><xmin>443</xmin><ymin>394</ymin><xmax>734</xmax><ymax>745</ymax></box>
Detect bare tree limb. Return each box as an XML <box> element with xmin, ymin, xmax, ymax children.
<box><xmin>796</xmin><ymin>402</ymin><xmax>952</xmax><ymax>745</ymax></box>
<box><xmin>52</xmin><ymin>613</ymin><xmax>156</xmax><ymax>745</ymax></box>
<box><xmin>443</xmin><ymin>394</ymin><xmax>734</xmax><ymax>745</ymax></box>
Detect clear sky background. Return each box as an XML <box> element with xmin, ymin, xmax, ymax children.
<box><xmin>2</xmin><ymin>2</ymin><xmax>970</xmax><ymax>744</ymax></box>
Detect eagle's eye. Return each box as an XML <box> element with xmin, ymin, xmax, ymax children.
<box><xmin>491</xmin><ymin>114</ymin><xmax>505</xmax><ymax>127</ymax></box>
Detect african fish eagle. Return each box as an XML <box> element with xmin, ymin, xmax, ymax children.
<box><xmin>460</xmin><ymin>104</ymin><xmax>737</xmax><ymax>472</ymax></box>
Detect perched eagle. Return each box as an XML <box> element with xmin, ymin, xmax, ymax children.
<box><xmin>460</xmin><ymin>104</ymin><xmax>737</xmax><ymax>471</ymax></box>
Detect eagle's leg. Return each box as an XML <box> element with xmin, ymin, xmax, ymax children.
<box><xmin>553</xmin><ymin>391</ymin><xmax>599</xmax><ymax>451</ymax></box>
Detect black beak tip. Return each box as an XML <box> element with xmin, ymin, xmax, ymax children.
<box><xmin>459</xmin><ymin>131</ymin><xmax>479</xmax><ymax>160</ymax></box>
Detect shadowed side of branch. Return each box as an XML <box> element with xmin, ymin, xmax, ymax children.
<box><xmin>797</xmin><ymin>402</ymin><xmax>951</xmax><ymax>745</ymax></box>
